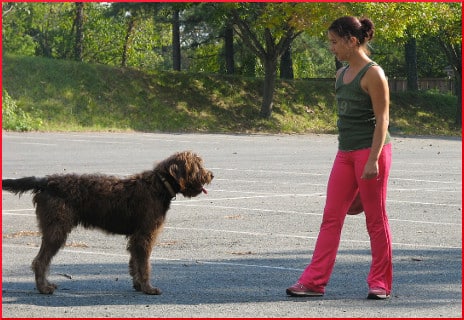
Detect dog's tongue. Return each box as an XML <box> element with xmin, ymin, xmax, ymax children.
<box><xmin>202</xmin><ymin>187</ymin><xmax>208</xmax><ymax>194</ymax></box>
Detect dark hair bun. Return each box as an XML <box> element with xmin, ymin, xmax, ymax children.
<box><xmin>360</xmin><ymin>18</ymin><xmax>374</xmax><ymax>42</ymax></box>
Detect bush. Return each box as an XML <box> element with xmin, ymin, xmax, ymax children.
<box><xmin>2</xmin><ymin>89</ymin><xmax>40</xmax><ymax>131</ymax></box>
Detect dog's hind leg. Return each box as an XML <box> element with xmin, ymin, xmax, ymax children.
<box><xmin>32</xmin><ymin>200</ymin><xmax>73</xmax><ymax>294</ymax></box>
<box><xmin>127</xmin><ymin>231</ymin><xmax>161</xmax><ymax>295</ymax></box>
<box><xmin>32</xmin><ymin>239</ymin><xmax>64</xmax><ymax>294</ymax></box>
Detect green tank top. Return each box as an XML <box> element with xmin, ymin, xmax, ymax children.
<box><xmin>335</xmin><ymin>61</ymin><xmax>391</xmax><ymax>151</ymax></box>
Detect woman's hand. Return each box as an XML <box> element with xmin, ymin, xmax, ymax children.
<box><xmin>361</xmin><ymin>160</ymin><xmax>379</xmax><ymax>180</ymax></box>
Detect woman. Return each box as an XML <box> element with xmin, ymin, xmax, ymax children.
<box><xmin>286</xmin><ymin>16</ymin><xmax>392</xmax><ymax>299</ymax></box>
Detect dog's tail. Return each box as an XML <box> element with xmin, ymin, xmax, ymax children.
<box><xmin>2</xmin><ymin>177</ymin><xmax>48</xmax><ymax>196</ymax></box>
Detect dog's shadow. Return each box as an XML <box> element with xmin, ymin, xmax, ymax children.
<box><xmin>3</xmin><ymin>248</ymin><xmax>461</xmax><ymax>309</ymax></box>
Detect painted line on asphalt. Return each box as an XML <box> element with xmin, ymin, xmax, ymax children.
<box><xmin>2</xmin><ymin>213</ymin><xmax>458</xmax><ymax>249</ymax></box>
<box><xmin>171</xmin><ymin>203</ymin><xmax>461</xmax><ymax>226</ymax></box>
<box><xmin>163</xmin><ymin>227</ymin><xmax>461</xmax><ymax>249</ymax></box>
<box><xmin>3</xmin><ymin>202</ymin><xmax>460</xmax><ymax>226</ymax></box>
<box><xmin>1</xmin><ymin>244</ymin><xmax>303</xmax><ymax>272</ymax></box>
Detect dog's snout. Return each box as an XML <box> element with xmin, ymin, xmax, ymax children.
<box><xmin>207</xmin><ymin>171</ymin><xmax>214</xmax><ymax>183</ymax></box>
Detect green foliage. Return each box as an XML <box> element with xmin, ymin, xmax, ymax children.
<box><xmin>81</xmin><ymin>3</ymin><xmax>127</xmax><ymax>65</ymax></box>
<box><xmin>2</xmin><ymin>2</ymin><xmax>460</xmax><ymax>79</ymax></box>
<box><xmin>102</xmin><ymin>2</ymin><xmax>172</xmax><ymax>68</ymax></box>
<box><xmin>187</xmin><ymin>43</ymin><xmax>221</xmax><ymax>73</ymax></box>
<box><xmin>372</xmin><ymin>35</ymin><xmax>451</xmax><ymax>78</ymax></box>
<box><xmin>347</xmin><ymin>2</ymin><xmax>461</xmax><ymax>44</ymax></box>
<box><xmin>291</xmin><ymin>35</ymin><xmax>335</xmax><ymax>78</ymax></box>
<box><xmin>2</xmin><ymin>3</ymin><xmax>41</xmax><ymax>56</ymax></box>
<box><xmin>2</xmin><ymin>89</ymin><xmax>41</xmax><ymax>131</ymax></box>
<box><xmin>2</xmin><ymin>2</ymin><xmax>76</xmax><ymax>58</ymax></box>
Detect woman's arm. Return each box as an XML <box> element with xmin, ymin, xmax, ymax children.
<box><xmin>361</xmin><ymin>65</ymin><xmax>390</xmax><ymax>180</ymax></box>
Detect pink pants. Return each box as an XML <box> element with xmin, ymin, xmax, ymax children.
<box><xmin>298</xmin><ymin>143</ymin><xmax>392</xmax><ymax>294</ymax></box>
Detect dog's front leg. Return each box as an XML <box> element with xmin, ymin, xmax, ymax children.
<box><xmin>127</xmin><ymin>233</ymin><xmax>161</xmax><ymax>295</ymax></box>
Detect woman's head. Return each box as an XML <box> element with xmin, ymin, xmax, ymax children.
<box><xmin>328</xmin><ymin>16</ymin><xmax>374</xmax><ymax>46</ymax></box>
<box><xmin>328</xmin><ymin>16</ymin><xmax>374</xmax><ymax>60</ymax></box>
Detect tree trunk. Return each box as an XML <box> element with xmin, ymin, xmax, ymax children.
<box><xmin>280</xmin><ymin>44</ymin><xmax>293</xmax><ymax>79</ymax></box>
<box><xmin>121</xmin><ymin>17</ymin><xmax>135</xmax><ymax>67</ymax></box>
<box><xmin>439</xmin><ymin>39</ymin><xmax>461</xmax><ymax>127</ymax></box>
<box><xmin>405</xmin><ymin>36</ymin><xmax>419</xmax><ymax>91</ymax></box>
<box><xmin>261</xmin><ymin>57</ymin><xmax>277</xmax><ymax>118</ymax></box>
<box><xmin>455</xmin><ymin>76</ymin><xmax>461</xmax><ymax>126</ymax></box>
<box><xmin>172</xmin><ymin>9</ymin><xmax>181</xmax><ymax>71</ymax></box>
<box><xmin>74</xmin><ymin>2</ymin><xmax>84</xmax><ymax>62</ymax></box>
<box><xmin>224</xmin><ymin>24</ymin><xmax>235</xmax><ymax>74</ymax></box>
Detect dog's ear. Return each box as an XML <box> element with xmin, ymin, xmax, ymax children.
<box><xmin>168</xmin><ymin>164</ymin><xmax>179</xmax><ymax>179</ymax></box>
<box><xmin>168</xmin><ymin>164</ymin><xmax>185</xmax><ymax>190</ymax></box>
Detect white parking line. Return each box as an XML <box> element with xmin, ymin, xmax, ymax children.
<box><xmin>3</xmin><ymin>201</ymin><xmax>460</xmax><ymax>226</ymax></box>
<box><xmin>2</xmin><ymin>210</ymin><xmax>459</xmax><ymax>249</ymax></box>
<box><xmin>1</xmin><ymin>244</ymin><xmax>304</xmax><ymax>272</ymax></box>
<box><xmin>164</xmin><ymin>227</ymin><xmax>461</xmax><ymax>249</ymax></box>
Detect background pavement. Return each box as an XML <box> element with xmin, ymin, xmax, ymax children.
<box><xmin>2</xmin><ymin>132</ymin><xmax>461</xmax><ymax>318</ymax></box>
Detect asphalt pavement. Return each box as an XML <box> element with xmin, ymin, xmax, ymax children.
<box><xmin>2</xmin><ymin>132</ymin><xmax>462</xmax><ymax>318</ymax></box>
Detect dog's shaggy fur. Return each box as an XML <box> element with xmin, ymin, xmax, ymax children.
<box><xmin>2</xmin><ymin>151</ymin><xmax>213</xmax><ymax>295</ymax></box>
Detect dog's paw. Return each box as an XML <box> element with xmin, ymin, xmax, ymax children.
<box><xmin>142</xmin><ymin>286</ymin><xmax>162</xmax><ymax>295</ymax></box>
<box><xmin>134</xmin><ymin>282</ymin><xmax>162</xmax><ymax>295</ymax></box>
<box><xmin>37</xmin><ymin>283</ymin><xmax>57</xmax><ymax>294</ymax></box>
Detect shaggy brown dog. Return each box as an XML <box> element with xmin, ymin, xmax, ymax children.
<box><xmin>2</xmin><ymin>151</ymin><xmax>213</xmax><ymax>295</ymax></box>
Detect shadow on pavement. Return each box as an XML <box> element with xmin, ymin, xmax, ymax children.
<box><xmin>3</xmin><ymin>248</ymin><xmax>461</xmax><ymax>308</ymax></box>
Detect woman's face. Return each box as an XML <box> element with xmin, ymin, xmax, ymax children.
<box><xmin>328</xmin><ymin>31</ymin><xmax>353</xmax><ymax>62</ymax></box>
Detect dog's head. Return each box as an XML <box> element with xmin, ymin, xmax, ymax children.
<box><xmin>157</xmin><ymin>151</ymin><xmax>214</xmax><ymax>198</ymax></box>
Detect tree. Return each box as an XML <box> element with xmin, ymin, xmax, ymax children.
<box><xmin>176</xmin><ymin>3</ymin><xmax>235</xmax><ymax>74</ymax></box>
<box><xmin>151</xmin><ymin>3</ymin><xmax>201</xmax><ymax>71</ymax></box>
<box><xmin>172</xmin><ymin>8</ymin><xmax>181</xmax><ymax>71</ymax></box>
<box><xmin>108</xmin><ymin>3</ymin><xmax>150</xmax><ymax>67</ymax></box>
<box><xmin>2</xmin><ymin>2</ymin><xmax>37</xmax><ymax>56</ymax></box>
<box><xmin>73</xmin><ymin>2</ymin><xmax>84</xmax><ymax>61</ymax></box>
<box><xmin>226</xmin><ymin>2</ymin><xmax>351</xmax><ymax>118</ymax></box>
<box><xmin>224</xmin><ymin>23</ymin><xmax>235</xmax><ymax>74</ymax></box>
<box><xmin>228</xmin><ymin>3</ymin><xmax>303</xmax><ymax>117</ymax></box>
<box><xmin>404</xmin><ymin>34</ymin><xmax>418</xmax><ymax>91</ymax></box>
<box><xmin>393</xmin><ymin>2</ymin><xmax>461</xmax><ymax>125</ymax></box>
<box><xmin>7</xmin><ymin>2</ymin><xmax>76</xmax><ymax>59</ymax></box>
<box><xmin>434</xmin><ymin>4</ymin><xmax>462</xmax><ymax>126</ymax></box>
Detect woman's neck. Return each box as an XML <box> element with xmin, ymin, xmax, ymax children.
<box><xmin>347</xmin><ymin>50</ymin><xmax>371</xmax><ymax>69</ymax></box>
